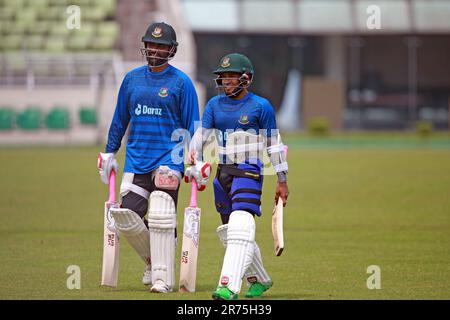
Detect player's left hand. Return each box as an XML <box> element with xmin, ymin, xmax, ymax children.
<box><xmin>184</xmin><ymin>161</ymin><xmax>212</xmax><ymax>191</ymax></box>
<box><xmin>275</xmin><ymin>181</ymin><xmax>289</xmax><ymax>207</ymax></box>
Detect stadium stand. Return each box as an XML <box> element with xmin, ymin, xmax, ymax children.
<box><xmin>0</xmin><ymin>0</ymin><xmax>202</xmax><ymax>145</ymax></box>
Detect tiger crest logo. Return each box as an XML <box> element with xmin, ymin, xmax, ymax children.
<box><xmin>152</xmin><ymin>27</ymin><xmax>162</xmax><ymax>38</ymax></box>
<box><xmin>158</xmin><ymin>87</ymin><xmax>168</xmax><ymax>97</ymax></box>
<box><xmin>238</xmin><ymin>114</ymin><xmax>249</xmax><ymax>125</ymax></box>
<box><xmin>221</xmin><ymin>57</ymin><xmax>231</xmax><ymax>68</ymax></box>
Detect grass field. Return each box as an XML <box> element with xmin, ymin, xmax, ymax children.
<box><xmin>1</xmin><ymin>133</ymin><xmax>450</xmax><ymax>299</ymax></box>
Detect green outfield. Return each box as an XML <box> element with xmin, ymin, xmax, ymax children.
<box><xmin>1</xmin><ymin>133</ymin><xmax>450</xmax><ymax>299</ymax></box>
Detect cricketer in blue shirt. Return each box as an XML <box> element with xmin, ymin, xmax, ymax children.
<box><xmin>105</xmin><ymin>64</ymin><xmax>199</xmax><ymax>174</ymax></box>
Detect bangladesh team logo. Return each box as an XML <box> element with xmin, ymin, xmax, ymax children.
<box><xmin>221</xmin><ymin>57</ymin><xmax>231</xmax><ymax>68</ymax></box>
<box><xmin>152</xmin><ymin>27</ymin><xmax>162</xmax><ymax>38</ymax></box>
<box><xmin>238</xmin><ymin>114</ymin><xmax>249</xmax><ymax>125</ymax></box>
<box><xmin>158</xmin><ymin>87</ymin><xmax>168</xmax><ymax>97</ymax></box>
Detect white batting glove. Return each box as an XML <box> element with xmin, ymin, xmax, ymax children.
<box><xmin>184</xmin><ymin>161</ymin><xmax>211</xmax><ymax>191</ymax></box>
<box><xmin>97</xmin><ymin>152</ymin><xmax>119</xmax><ymax>184</ymax></box>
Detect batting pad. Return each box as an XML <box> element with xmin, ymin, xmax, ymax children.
<box><xmin>218</xmin><ymin>210</ymin><xmax>255</xmax><ymax>294</ymax></box>
<box><xmin>245</xmin><ymin>242</ymin><xmax>271</xmax><ymax>285</ymax></box>
<box><xmin>217</xmin><ymin>223</ymin><xmax>271</xmax><ymax>286</ymax></box>
<box><xmin>110</xmin><ymin>208</ymin><xmax>151</xmax><ymax>265</ymax></box>
<box><xmin>148</xmin><ymin>191</ymin><xmax>176</xmax><ymax>291</ymax></box>
<box><xmin>216</xmin><ymin>224</ymin><xmax>228</xmax><ymax>248</ymax></box>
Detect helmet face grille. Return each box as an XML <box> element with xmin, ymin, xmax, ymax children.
<box><xmin>140</xmin><ymin>45</ymin><xmax>177</xmax><ymax>68</ymax></box>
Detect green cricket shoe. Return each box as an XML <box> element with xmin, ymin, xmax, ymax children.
<box><xmin>212</xmin><ymin>286</ymin><xmax>238</xmax><ymax>300</ymax></box>
<box><xmin>245</xmin><ymin>281</ymin><xmax>273</xmax><ymax>298</ymax></box>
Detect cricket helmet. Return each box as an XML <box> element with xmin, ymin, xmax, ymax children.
<box><xmin>141</xmin><ymin>22</ymin><xmax>178</xmax><ymax>47</ymax></box>
<box><xmin>213</xmin><ymin>53</ymin><xmax>254</xmax><ymax>75</ymax></box>
<box><xmin>140</xmin><ymin>22</ymin><xmax>178</xmax><ymax>67</ymax></box>
<box><xmin>213</xmin><ymin>53</ymin><xmax>254</xmax><ymax>97</ymax></box>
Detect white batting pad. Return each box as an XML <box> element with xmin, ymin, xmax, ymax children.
<box><xmin>218</xmin><ymin>210</ymin><xmax>255</xmax><ymax>294</ymax></box>
<box><xmin>217</xmin><ymin>223</ymin><xmax>271</xmax><ymax>286</ymax></box>
<box><xmin>216</xmin><ymin>224</ymin><xmax>228</xmax><ymax>248</ymax></box>
<box><xmin>148</xmin><ymin>191</ymin><xmax>177</xmax><ymax>292</ymax></box>
<box><xmin>110</xmin><ymin>208</ymin><xmax>151</xmax><ymax>265</ymax></box>
<box><xmin>245</xmin><ymin>242</ymin><xmax>271</xmax><ymax>285</ymax></box>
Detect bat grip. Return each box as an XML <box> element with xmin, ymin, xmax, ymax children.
<box><xmin>189</xmin><ymin>179</ymin><xmax>198</xmax><ymax>208</ymax></box>
<box><xmin>108</xmin><ymin>169</ymin><xmax>116</xmax><ymax>203</ymax></box>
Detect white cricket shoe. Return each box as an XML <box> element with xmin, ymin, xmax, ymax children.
<box><xmin>150</xmin><ymin>280</ymin><xmax>170</xmax><ymax>293</ymax></box>
<box><xmin>142</xmin><ymin>265</ymin><xmax>152</xmax><ymax>285</ymax></box>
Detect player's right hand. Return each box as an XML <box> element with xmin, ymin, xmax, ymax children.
<box><xmin>97</xmin><ymin>152</ymin><xmax>119</xmax><ymax>184</ymax></box>
<box><xmin>184</xmin><ymin>161</ymin><xmax>211</xmax><ymax>191</ymax></box>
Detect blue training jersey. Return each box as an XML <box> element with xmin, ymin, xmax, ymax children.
<box><xmin>202</xmin><ymin>92</ymin><xmax>277</xmax><ymax>150</ymax></box>
<box><xmin>105</xmin><ymin>65</ymin><xmax>199</xmax><ymax>174</ymax></box>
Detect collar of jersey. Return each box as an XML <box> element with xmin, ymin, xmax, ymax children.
<box><xmin>146</xmin><ymin>64</ymin><xmax>172</xmax><ymax>76</ymax></box>
<box><xmin>220</xmin><ymin>92</ymin><xmax>253</xmax><ymax>105</ymax></box>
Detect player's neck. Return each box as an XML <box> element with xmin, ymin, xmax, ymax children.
<box><xmin>149</xmin><ymin>63</ymin><xmax>169</xmax><ymax>73</ymax></box>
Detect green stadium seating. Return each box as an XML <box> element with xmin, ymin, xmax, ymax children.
<box><xmin>68</xmin><ymin>34</ymin><xmax>91</xmax><ymax>51</ymax></box>
<box><xmin>45</xmin><ymin>36</ymin><xmax>66</xmax><ymax>52</ymax></box>
<box><xmin>17</xmin><ymin>108</ymin><xmax>42</xmax><ymax>130</ymax></box>
<box><xmin>0</xmin><ymin>0</ymin><xmax>118</xmax><ymax>54</ymax></box>
<box><xmin>83</xmin><ymin>6</ymin><xmax>107</xmax><ymax>21</ymax></box>
<box><xmin>25</xmin><ymin>35</ymin><xmax>45</xmax><ymax>51</ymax></box>
<box><xmin>0</xmin><ymin>108</ymin><xmax>15</xmax><ymax>130</ymax></box>
<box><xmin>4</xmin><ymin>0</ymin><xmax>25</xmax><ymax>9</ymax></box>
<box><xmin>0</xmin><ymin>6</ymin><xmax>15</xmax><ymax>20</ymax></box>
<box><xmin>97</xmin><ymin>21</ymin><xmax>119</xmax><ymax>38</ymax></box>
<box><xmin>4</xmin><ymin>54</ymin><xmax>26</xmax><ymax>73</ymax></box>
<box><xmin>45</xmin><ymin>107</ymin><xmax>70</xmax><ymax>129</ymax></box>
<box><xmin>2</xmin><ymin>35</ymin><xmax>22</xmax><ymax>51</ymax></box>
<box><xmin>79</xmin><ymin>107</ymin><xmax>97</xmax><ymax>125</ymax></box>
<box><xmin>97</xmin><ymin>0</ymin><xmax>116</xmax><ymax>17</ymax></box>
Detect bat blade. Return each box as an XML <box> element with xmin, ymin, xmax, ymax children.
<box><xmin>179</xmin><ymin>206</ymin><xmax>201</xmax><ymax>292</ymax></box>
<box><xmin>101</xmin><ymin>200</ymin><xmax>120</xmax><ymax>287</ymax></box>
<box><xmin>272</xmin><ymin>198</ymin><xmax>284</xmax><ymax>256</ymax></box>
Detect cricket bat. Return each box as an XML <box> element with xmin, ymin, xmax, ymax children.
<box><xmin>101</xmin><ymin>169</ymin><xmax>120</xmax><ymax>287</ymax></box>
<box><xmin>179</xmin><ymin>179</ymin><xmax>201</xmax><ymax>292</ymax></box>
<box><xmin>272</xmin><ymin>197</ymin><xmax>284</xmax><ymax>256</ymax></box>
<box><xmin>272</xmin><ymin>144</ymin><xmax>288</xmax><ymax>256</ymax></box>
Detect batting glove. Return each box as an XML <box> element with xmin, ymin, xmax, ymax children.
<box><xmin>184</xmin><ymin>161</ymin><xmax>211</xmax><ymax>191</ymax></box>
<box><xmin>97</xmin><ymin>152</ymin><xmax>119</xmax><ymax>184</ymax></box>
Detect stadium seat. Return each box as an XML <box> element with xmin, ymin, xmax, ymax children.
<box><xmin>25</xmin><ymin>35</ymin><xmax>45</xmax><ymax>51</ymax></box>
<box><xmin>83</xmin><ymin>6</ymin><xmax>107</xmax><ymax>21</ymax></box>
<box><xmin>4</xmin><ymin>54</ymin><xmax>27</xmax><ymax>74</ymax></box>
<box><xmin>68</xmin><ymin>34</ymin><xmax>91</xmax><ymax>51</ymax></box>
<box><xmin>17</xmin><ymin>107</ymin><xmax>42</xmax><ymax>130</ymax></box>
<box><xmin>79</xmin><ymin>107</ymin><xmax>97</xmax><ymax>125</ymax></box>
<box><xmin>45</xmin><ymin>36</ymin><xmax>66</xmax><ymax>52</ymax></box>
<box><xmin>0</xmin><ymin>107</ymin><xmax>15</xmax><ymax>130</ymax></box>
<box><xmin>2</xmin><ymin>35</ymin><xmax>22</xmax><ymax>51</ymax></box>
<box><xmin>96</xmin><ymin>0</ymin><xmax>116</xmax><ymax>17</ymax></box>
<box><xmin>45</xmin><ymin>107</ymin><xmax>70</xmax><ymax>129</ymax></box>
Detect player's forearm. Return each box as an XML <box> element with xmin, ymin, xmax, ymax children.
<box><xmin>266</xmin><ymin>133</ymin><xmax>288</xmax><ymax>182</ymax></box>
<box><xmin>189</xmin><ymin>127</ymin><xmax>212</xmax><ymax>161</ymax></box>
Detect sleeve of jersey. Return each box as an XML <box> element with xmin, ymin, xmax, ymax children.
<box><xmin>259</xmin><ymin>100</ymin><xmax>277</xmax><ymax>136</ymax></box>
<box><xmin>105</xmin><ymin>75</ymin><xmax>131</xmax><ymax>153</ymax></box>
<box><xmin>180</xmin><ymin>78</ymin><xmax>200</xmax><ymax>137</ymax></box>
<box><xmin>260</xmin><ymin>100</ymin><xmax>288</xmax><ymax>181</ymax></box>
<box><xmin>201</xmin><ymin>101</ymin><xmax>214</xmax><ymax>129</ymax></box>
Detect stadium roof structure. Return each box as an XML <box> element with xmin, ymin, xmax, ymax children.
<box><xmin>182</xmin><ymin>0</ymin><xmax>450</xmax><ymax>34</ymax></box>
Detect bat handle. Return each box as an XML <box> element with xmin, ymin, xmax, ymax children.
<box><xmin>189</xmin><ymin>179</ymin><xmax>198</xmax><ymax>208</ymax></box>
<box><xmin>108</xmin><ymin>169</ymin><xmax>116</xmax><ymax>203</ymax></box>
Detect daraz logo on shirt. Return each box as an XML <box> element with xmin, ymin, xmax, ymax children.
<box><xmin>135</xmin><ymin>104</ymin><xmax>162</xmax><ymax>116</ymax></box>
